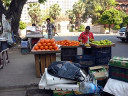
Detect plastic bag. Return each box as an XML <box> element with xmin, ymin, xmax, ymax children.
<box><xmin>48</xmin><ymin>61</ymin><xmax>85</xmax><ymax>82</ymax></box>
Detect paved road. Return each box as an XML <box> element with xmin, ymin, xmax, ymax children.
<box><xmin>55</xmin><ymin>35</ymin><xmax>128</xmax><ymax>57</ymax></box>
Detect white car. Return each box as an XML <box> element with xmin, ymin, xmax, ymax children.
<box><xmin>117</xmin><ymin>27</ymin><xmax>126</xmax><ymax>42</ymax></box>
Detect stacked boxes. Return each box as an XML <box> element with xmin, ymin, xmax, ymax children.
<box><xmin>109</xmin><ymin>57</ymin><xmax>128</xmax><ymax>82</ymax></box>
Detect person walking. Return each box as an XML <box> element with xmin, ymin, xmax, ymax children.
<box><xmin>46</xmin><ymin>18</ymin><xmax>56</xmax><ymax>39</ymax></box>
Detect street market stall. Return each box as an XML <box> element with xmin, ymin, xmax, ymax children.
<box><xmin>31</xmin><ymin>38</ymin><xmax>119</xmax><ymax>95</ymax></box>
<box><xmin>31</xmin><ymin>38</ymin><xmax>61</xmax><ymax>78</ymax></box>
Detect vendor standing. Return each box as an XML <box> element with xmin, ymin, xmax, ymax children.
<box><xmin>46</xmin><ymin>18</ymin><xmax>56</xmax><ymax>39</ymax></box>
<box><xmin>78</xmin><ymin>26</ymin><xmax>94</xmax><ymax>44</ymax></box>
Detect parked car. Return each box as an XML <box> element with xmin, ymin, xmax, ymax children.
<box><xmin>117</xmin><ymin>27</ymin><xmax>126</xmax><ymax>42</ymax></box>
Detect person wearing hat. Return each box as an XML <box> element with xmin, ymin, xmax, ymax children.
<box><xmin>78</xmin><ymin>26</ymin><xmax>94</xmax><ymax>44</ymax></box>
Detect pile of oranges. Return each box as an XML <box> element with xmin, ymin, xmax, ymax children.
<box><xmin>56</xmin><ymin>39</ymin><xmax>81</xmax><ymax>46</ymax></box>
<box><xmin>33</xmin><ymin>38</ymin><xmax>59</xmax><ymax>51</ymax></box>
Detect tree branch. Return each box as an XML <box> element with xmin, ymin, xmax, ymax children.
<box><xmin>0</xmin><ymin>0</ymin><xmax>7</xmax><ymax>15</ymax></box>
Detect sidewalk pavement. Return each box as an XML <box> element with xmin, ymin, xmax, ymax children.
<box><xmin>0</xmin><ymin>47</ymin><xmax>61</xmax><ymax>89</ymax></box>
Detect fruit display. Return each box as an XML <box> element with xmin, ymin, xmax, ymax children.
<box><xmin>91</xmin><ymin>39</ymin><xmax>112</xmax><ymax>45</ymax></box>
<box><xmin>89</xmin><ymin>39</ymin><xmax>94</xmax><ymax>42</ymax></box>
<box><xmin>56</xmin><ymin>39</ymin><xmax>81</xmax><ymax>46</ymax></box>
<box><xmin>33</xmin><ymin>38</ymin><xmax>59</xmax><ymax>51</ymax></box>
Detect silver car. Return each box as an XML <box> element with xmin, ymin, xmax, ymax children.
<box><xmin>117</xmin><ymin>27</ymin><xmax>126</xmax><ymax>42</ymax></box>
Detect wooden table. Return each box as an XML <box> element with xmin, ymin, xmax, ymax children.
<box><xmin>31</xmin><ymin>50</ymin><xmax>61</xmax><ymax>78</ymax></box>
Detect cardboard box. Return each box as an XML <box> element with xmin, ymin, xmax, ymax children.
<box><xmin>89</xmin><ymin>66</ymin><xmax>108</xmax><ymax>80</ymax></box>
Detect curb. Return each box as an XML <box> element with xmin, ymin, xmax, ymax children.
<box><xmin>0</xmin><ymin>83</ymin><xmax>38</xmax><ymax>91</ymax></box>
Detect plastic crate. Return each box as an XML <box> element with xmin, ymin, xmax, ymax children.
<box><xmin>83</xmin><ymin>48</ymin><xmax>92</xmax><ymax>55</ymax></box>
<box><xmin>61</xmin><ymin>55</ymin><xmax>76</xmax><ymax>62</ymax></box>
<box><xmin>61</xmin><ymin>48</ymin><xmax>77</xmax><ymax>62</ymax></box>
<box><xmin>76</xmin><ymin>55</ymin><xmax>95</xmax><ymax>67</ymax></box>
<box><xmin>109</xmin><ymin>65</ymin><xmax>128</xmax><ymax>83</ymax></box>
<box><xmin>21</xmin><ymin>41</ymin><xmax>29</xmax><ymax>48</ymax></box>
<box><xmin>21</xmin><ymin>48</ymin><xmax>30</xmax><ymax>54</ymax></box>
<box><xmin>95</xmin><ymin>54</ymin><xmax>111</xmax><ymax>66</ymax></box>
<box><xmin>61</xmin><ymin>48</ymin><xmax>77</xmax><ymax>56</ymax></box>
<box><xmin>91</xmin><ymin>47</ymin><xmax>111</xmax><ymax>58</ymax></box>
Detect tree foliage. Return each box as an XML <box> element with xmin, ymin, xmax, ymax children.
<box><xmin>100</xmin><ymin>8</ymin><xmax>123</xmax><ymax>32</ymax></box>
<box><xmin>73</xmin><ymin>0</ymin><xmax>85</xmax><ymax>29</ymax></box>
<box><xmin>28</xmin><ymin>3</ymin><xmax>43</xmax><ymax>26</ymax></box>
<box><xmin>0</xmin><ymin>0</ymin><xmax>46</xmax><ymax>42</ymax></box>
<box><xmin>49</xmin><ymin>4</ymin><xmax>61</xmax><ymax>20</ymax></box>
<box><xmin>83</xmin><ymin>0</ymin><xmax>117</xmax><ymax>24</ymax></box>
<box><xmin>65</xmin><ymin>10</ymin><xmax>76</xmax><ymax>24</ymax></box>
<box><xmin>73</xmin><ymin>1</ymin><xmax>85</xmax><ymax>16</ymax></box>
<box><xmin>124</xmin><ymin>15</ymin><xmax>128</xmax><ymax>25</ymax></box>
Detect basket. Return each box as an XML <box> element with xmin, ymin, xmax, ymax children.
<box><xmin>76</xmin><ymin>55</ymin><xmax>95</xmax><ymax>67</ymax></box>
<box><xmin>109</xmin><ymin>65</ymin><xmax>128</xmax><ymax>83</ymax></box>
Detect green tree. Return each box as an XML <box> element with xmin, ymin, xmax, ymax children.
<box><xmin>119</xmin><ymin>11</ymin><xmax>126</xmax><ymax>28</ymax></box>
<box><xmin>28</xmin><ymin>3</ymin><xmax>43</xmax><ymax>26</ymax></box>
<box><xmin>124</xmin><ymin>15</ymin><xmax>128</xmax><ymax>25</ymax></box>
<box><xmin>49</xmin><ymin>4</ymin><xmax>61</xmax><ymax>20</ymax></box>
<box><xmin>65</xmin><ymin>10</ymin><xmax>76</xmax><ymax>24</ymax></box>
<box><xmin>73</xmin><ymin>0</ymin><xmax>85</xmax><ymax>29</ymax></box>
<box><xmin>0</xmin><ymin>0</ymin><xmax>46</xmax><ymax>42</ymax></box>
<box><xmin>100</xmin><ymin>8</ymin><xmax>123</xmax><ymax>32</ymax></box>
<box><xmin>83</xmin><ymin>0</ymin><xmax>117</xmax><ymax>24</ymax></box>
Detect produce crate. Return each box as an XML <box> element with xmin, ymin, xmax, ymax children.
<box><xmin>95</xmin><ymin>54</ymin><xmax>111</xmax><ymax>66</ymax></box>
<box><xmin>76</xmin><ymin>55</ymin><xmax>95</xmax><ymax>67</ymax></box>
<box><xmin>61</xmin><ymin>46</ymin><xmax>77</xmax><ymax>62</ymax></box>
<box><xmin>21</xmin><ymin>47</ymin><xmax>30</xmax><ymax>54</ymax></box>
<box><xmin>83</xmin><ymin>48</ymin><xmax>92</xmax><ymax>55</ymax></box>
<box><xmin>91</xmin><ymin>47</ymin><xmax>111</xmax><ymax>58</ymax></box>
<box><xmin>109</xmin><ymin>65</ymin><xmax>128</xmax><ymax>82</ymax></box>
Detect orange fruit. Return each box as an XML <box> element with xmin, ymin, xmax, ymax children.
<box><xmin>47</xmin><ymin>43</ymin><xmax>51</xmax><ymax>46</ymax></box>
<box><xmin>53</xmin><ymin>45</ymin><xmax>58</xmax><ymax>49</ymax></box>
<box><xmin>52</xmin><ymin>42</ymin><xmax>56</xmax><ymax>46</ymax></box>
<box><xmin>40</xmin><ymin>39</ymin><xmax>45</xmax><ymax>44</ymax></box>
<box><xmin>40</xmin><ymin>46</ymin><xmax>44</xmax><ymax>50</ymax></box>
<box><xmin>34</xmin><ymin>45</ymin><xmax>39</xmax><ymax>50</ymax></box>
<box><xmin>37</xmin><ymin>43</ymin><xmax>42</xmax><ymax>47</ymax></box>
<box><xmin>50</xmin><ymin>38</ymin><xmax>55</xmax><ymax>43</ymax></box>
<box><xmin>45</xmin><ymin>46</ymin><xmax>48</xmax><ymax>50</ymax></box>
<box><xmin>51</xmin><ymin>49</ymin><xmax>54</xmax><ymax>51</ymax></box>
<box><xmin>49</xmin><ymin>46</ymin><xmax>53</xmax><ymax>49</ymax></box>
<box><xmin>45</xmin><ymin>39</ymin><xmax>50</xmax><ymax>43</ymax></box>
<box><xmin>42</xmin><ymin>43</ymin><xmax>46</xmax><ymax>46</ymax></box>
<box><xmin>46</xmin><ymin>49</ymin><xmax>50</xmax><ymax>50</ymax></box>
<box><xmin>37</xmin><ymin>49</ymin><xmax>41</xmax><ymax>51</ymax></box>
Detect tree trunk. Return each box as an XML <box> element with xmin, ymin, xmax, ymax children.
<box><xmin>0</xmin><ymin>0</ymin><xmax>27</xmax><ymax>43</ymax></box>
<box><xmin>109</xmin><ymin>24</ymin><xmax>111</xmax><ymax>33</ymax></box>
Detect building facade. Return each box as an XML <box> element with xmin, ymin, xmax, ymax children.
<box><xmin>115</xmin><ymin>0</ymin><xmax>128</xmax><ymax>14</ymax></box>
<box><xmin>20</xmin><ymin>0</ymin><xmax>79</xmax><ymax>23</ymax></box>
